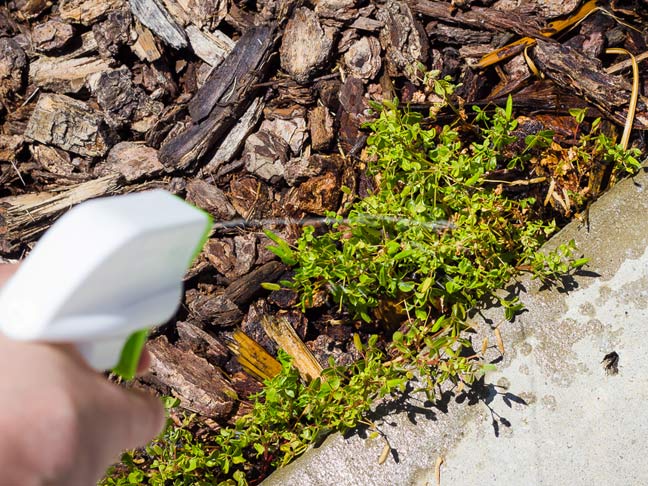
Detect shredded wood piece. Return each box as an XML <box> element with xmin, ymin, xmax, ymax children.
<box><xmin>227</xmin><ymin>329</ymin><xmax>282</xmax><ymax>381</ymax></box>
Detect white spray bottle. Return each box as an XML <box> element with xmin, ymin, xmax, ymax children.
<box><xmin>0</xmin><ymin>190</ymin><xmax>212</xmax><ymax>379</ymax></box>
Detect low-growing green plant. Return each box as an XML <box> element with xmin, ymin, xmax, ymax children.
<box><xmin>271</xmin><ymin>97</ymin><xmax>586</xmax><ymax>324</ymax></box>
<box><xmin>103</xmin><ymin>80</ymin><xmax>641</xmax><ymax>486</ymax></box>
<box><xmin>102</xmin><ymin>345</ymin><xmax>412</xmax><ymax>486</ymax></box>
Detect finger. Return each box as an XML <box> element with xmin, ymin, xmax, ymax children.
<box><xmin>0</xmin><ymin>264</ymin><xmax>17</xmax><ymax>285</ymax></box>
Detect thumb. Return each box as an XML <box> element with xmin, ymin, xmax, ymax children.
<box><xmin>94</xmin><ymin>382</ymin><xmax>166</xmax><ymax>454</ymax></box>
<box><xmin>0</xmin><ymin>264</ymin><xmax>17</xmax><ymax>285</ymax></box>
<box><xmin>117</xmin><ymin>388</ymin><xmax>166</xmax><ymax>450</ymax></box>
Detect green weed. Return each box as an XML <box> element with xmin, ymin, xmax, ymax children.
<box><xmin>102</xmin><ymin>83</ymin><xmax>641</xmax><ymax>485</ymax></box>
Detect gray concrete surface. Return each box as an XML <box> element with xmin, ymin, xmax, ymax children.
<box><xmin>262</xmin><ymin>167</ymin><xmax>648</xmax><ymax>486</ymax></box>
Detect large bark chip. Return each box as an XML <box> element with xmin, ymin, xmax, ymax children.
<box><xmin>376</xmin><ymin>1</ymin><xmax>428</xmax><ymax>83</ymax></box>
<box><xmin>280</xmin><ymin>7</ymin><xmax>335</xmax><ymax>83</ymax></box>
<box><xmin>25</xmin><ymin>94</ymin><xmax>115</xmax><ymax>157</ymax></box>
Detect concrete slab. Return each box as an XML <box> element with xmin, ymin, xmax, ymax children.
<box><xmin>262</xmin><ymin>167</ymin><xmax>648</xmax><ymax>486</ymax></box>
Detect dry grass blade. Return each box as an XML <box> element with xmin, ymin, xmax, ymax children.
<box><xmin>494</xmin><ymin>327</ymin><xmax>505</xmax><ymax>355</ymax></box>
<box><xmin>544</xmin><ymin>178</ymin><xmax>556</xmax><ymax>207</ymax></box>
<box><xmin>9</xmin><ymin>159</ymin><xmax>26</xmax><ymax>187</ymax></box>
<box><xmin>523</xmin><ymin>45</ymin><xmax>541</xmax><ymax>78</ymax></box>
<box><xmin>378</xmin><ymin>441</ymin><xmax>391</xmax><ymax>465</ymax></box>
<box><xmin>476</xmin><ymin>0</ymin><xmax>599</xmax><ymax>69</ymax></box>
<box><xmin>435</xmin><ymin>455</ymin><xmax>444</xmax><ymax>486</ymax></box>
<box><xmin>605</xmin><ymin>48</ymin><xmax>639</xmax><ymax>150</ymax></box>
<box><xmin>476</xmin><ymin>37</ymin><xmax>536</xmax><ymax>70</ymax></box>
<box><xmin>606</xmin><ymin>51</ymin><xmax>648</xmax><ymax>75</ymax></box>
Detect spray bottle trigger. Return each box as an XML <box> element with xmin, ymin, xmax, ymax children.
<box><xmin>113</xmin><ymin>329</ymin><xmax>148</xmax><ymax>379</ymax></box>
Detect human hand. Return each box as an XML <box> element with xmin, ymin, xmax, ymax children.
<box><xmin>0</xmin><ymin>264</ymin><xmax>165</xmax><ymax>486</ymax></box>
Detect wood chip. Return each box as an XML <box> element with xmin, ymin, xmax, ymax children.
<box><xmin>29</xmin><ymin>56</ymin><xmax>111</xmax><ymax>94</ymax></box>
<box><xmin>96</xmin><ymin>142</ymin><xmax>163</xmax><ymax>182</ymax></box>
<box><xmin>411</xmin><ymin>0</ymin><xmax>543</xmax><ymax>38</ymax></box>
<box><xmin>55</xmin><ymin>30</ymin><xmax>99</xmax><ymax>61</ymax></box>
<box><xmin>531</xmin><ymin>39</ymin><xmax>648</xmax><ymax>129</ymax></box>
<box><xmin>205</xmin><ymin>97</ymin><xmax>264</xmax><ymax>174</ymax></box>
<box><xmin>92</xmin><ymin>9</ymin><xmax>132</xmax><ymax>59</ymax></box>
<box><xmin>315</xmin><ymin>0</ymin><xmax>359</xmax><ymax>19</ymax></box>
<box><xmin>0</xmin><ymin>135</ymin><xmax>23</xmax><ymax>169</ymax></box>
<box><xmin>60</xmin><ymin>0</ymin><xmax>125</xmax><ymax>25</ymax></box>
<box><xmin>132</xmin><ymin>21</ymin><xmax>162</xmax><ymax>62</ymax></box>
<box><xmin>185</xmin><ymin>178</ymin><xmax>237</xmax><ymax>220</ymax></box>
<box><xmin>25</xmin><ymin>93</ymin><xmax>115</xmax><ymax>157</ymax></box>
<box><xmin>225</xmin><ymin>261</ymin><xmax>285</xmax><ymax>306</ymax></box>
<box><xmin>280</xmin><ymin>7</ymin><xmax>335</xmax><ymax>83</ymax></box>
<box><xmin>308</xmin><ymin>105</ymin><xmax>335</xmax><ymax>151</ymax></box>
<box><xmin>185</xmin><ymin>25</ymin><xmax>234</xmax><ymax>67</ymax></box>
<box><xmin>0</xmin><ymin>37</ymin><xmax>27</xmax><ymax>104</ymax></box>
<box><xmin>376</xmin><ymin>1</ymin><xmax>428</xmax><ymax>83</ymax></box>
<box><xmin>227</xmin><ymin>329</ymin><xmax>282</xmax><ymax>382</ymax></box>
<box><xmin>188</xmin><ymin>24</ymin><xmax>274</xmax><ymax>123</ymax></box>
<box><xmin>493</xmin><ymin>0</ymin><xmax>580</xmax><ymax>19</ymax></box>
<box><xmin>32</xmin><ymin>19</ymin><xmax>75</xmax><ymax>53</ymax></box>
<box><xmin>243</xmin><ymin>130</ymin><xmax>290</xmax><ymax>183</ymax></box>
<box><xmin>30</xmin><ymin>144</ymin><xmax>76</xmax><ymax>176</ymax></box>
<box><xmin>426</xmin><ymin>21</ymin><xmax>494</xmax><ymax>46</ymax></box>
<box><xmin>87</xmin><ymin>66</ymin><xmax>163</xmax><ymax>131</ymax></box>
<box><xmin>260</xmin><ymin>117</ymin><xmax>308</xmax><ymax>155</ymax></box>
<box><xmin>0</xmin><ymin>174</ymin><xmax>122</xmax><ymax>248</ymax></box>
<box><xmin>284</xmin><ymin>154</ymin><xmax>325</xmax><ymax>186</ymax></box>
<box><xmin>286</xmin><ymin>172</ymin><xmax>341</xmax><ymax>216</ymax></box>
<box><xmin>261</xmin><ymin>316</ymin><xmax>323</xmax><ymax>382</ymax></box>
<box><xmin>228</xmin><ymin>175</ymin><xmax>274</xmax><ymax>220</ymax></box>
<box><xmin>160</xmin><ymin>25</ymin><xmax>275</xmax><ymax>170</ymax></box>
<box><xmin>176</xmin><ymin>320</ymin><xmax>229</xmax><ymax>368</ymax></box>
<box><xmin>188</xmin><ymin>292</ymin><xmax>244</xmax><ymax>327</ymax></box>
<box><xmin>147</xmin><ymin>335</ymin><xmax>237</xmax><ymax>418</ymax></box>
<box><xmin>129</xmin><ymin>0</ymin><xmax>188</xmax><ymax>49</ymax></box>
<box><xmin>167</xmin><ymin>0</ymin><xmax>227</xmax><ymax>30</ymax></box>
<box><xmin>344</xmin><ymin>36</ymin><xmax>382</xmax><ymax>81</ymax></box>
<box><xmin>338</xmin><ymin>76</ymin><xmax>367</xmax><ymax>150</ymax></box>
<box><xmin>205</xmin><ymin>234</ymin><xmax>256</xmax><ymax>279</ymax></box>
<box><xmin>15</xmin><ymin>0</ymin><xmax>50</xmax><ymax>19</ymax></box>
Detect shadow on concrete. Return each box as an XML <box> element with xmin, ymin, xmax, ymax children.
<box><xmin>474</xmin><ymin>267</ymin><xmax>601</xmax><ymax>327</ymax></box>
<box><xmin>455</xmin><ymin>377</ymin><xmax>527</xmax><ymax>437</ymax></box>
<box><xmin>538</xmin><ymin>268</ymin><xmax>600</xmax><ymax>294</ymax></box>
<box><xmin>339</xmin><ymin>374</ymin><xmax>531</xmax><ymax>461</ymax></box>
